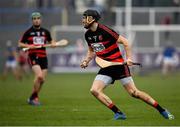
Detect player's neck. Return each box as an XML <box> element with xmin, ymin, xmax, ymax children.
<box><xmin>33</xmin><ymin>25</ymin><xmax>41</xmax><ymax>30</ymax></box>
<box><xmin>89</xmin><ymin>22</ymin><xmax>98</xmax><ymax>32</ymax></box>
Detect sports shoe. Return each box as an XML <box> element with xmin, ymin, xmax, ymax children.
<box><xmin>114</xmin><ymin>112</ymin><xmax>126</xmax><ymax>120</ymax></box>
<box><xmin>27</xmin><ymin>97</ymin><xmax>41</xmax><ymax>106</ymax></box>
<box><xmin>160</xmin><ymin>109</ymin><xmax>174</xmax><ymax>120</ymax></box>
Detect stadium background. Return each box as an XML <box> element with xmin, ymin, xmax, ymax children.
<box><xmin>0</xmin><ymin>0</ymin><xmax>180</xmax><ymax>126</ymax></box>
<box><xmin>0</xmin><ymin>0</ymin><xmax>180</xmax><ymax>72</ymax></box>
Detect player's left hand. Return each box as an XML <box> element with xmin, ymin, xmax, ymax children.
<box><xmin>51</xmin><ymin>43</ymin><xmax>57</xmax><ymax>48</ymax></box>
<box><xmin>126</xmin><ymin>58</ymin><xmax>133</xmax><ymax>66</ymax></box>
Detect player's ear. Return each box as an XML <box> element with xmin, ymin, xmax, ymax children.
<box><xmin>87</xmin><ymin>16</ymin><xmax>95</xmax><ymax>24</ymax></box>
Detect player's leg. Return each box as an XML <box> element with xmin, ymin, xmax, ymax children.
<box><xmin>35</xmin><ymin>56</ymin><xmax>48</xmax><ymax>93</ymax></box>
<box><xmin>122</xmin><ymin>77</ymin><xmax>174</xmax><ymax>120</ymax></box>
<box><xmin>17</xmin><ymin>62</ymin><xmax>25</xmax><ymax>80</ymax></box>
<box><xmin>122</xmin><ymin>78</ymin><xmax>157</xmax><ymax>105</ymax></box>
<box><xmin>90</xmin><ymin>75</ymin><xmax>126</xmax><ymax>120</ymax></box>
<box><xmin>28</xmin><ymin>55</ymin><xmax>48</xmax><ymax>105</ymax></box>
<box><xmin>28</xmin><ymin>65</ymin><xmax>44</xmax><ymax>105</ymax></box>
<box><xmin>37</xmin><ymin>69</ymin><xmax>47</xmax><ymax>92</ymax></box>
<box><xmin>11</xmin><ymin>62</ymin><xmax>22</xmax><ymax>81</ymax></box>
<box><xmin>2</xmin><ymin>61</ymin><xmax>10</xmax><ymax>80</ymax></box>
<box><xmin>23</xmin><ymin>64</ymin><xmax>30</xmax><ymax>77</ymax></box>
<box><xmin>2</xmin><ymin>67</ymin><xmax>8</xmax><ymax>80</ymax></box>
<box><xmin>90</xmin><ymin>80</ymin><xmax>112</xmax><ymax>106</ymax></box>
<box><xmin>162</xmin><ymin>58</ymin><xmax>171</xmax><ymax>75</ymax></box>
<box><xmin>162</xmin><ymin>63</ymin><xmax>168</xmax><ymax>75</ymax></box>
<box><xmin>19</xmin><ymin>63</ymin><xmax>30</xmax><ymax>79</ymax></box>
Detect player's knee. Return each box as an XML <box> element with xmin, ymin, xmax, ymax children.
<box><xmin>130</xmin><ymin>90</ymin><xmax>140</xmax><ymax>98</ymax></box>
<box><xmin>37</xmin><ymin>75</ymin><xmax>45</xmax><ymax>83</ymax></box>
<box><xmin>90</xmin><ymin>88</ymin><xmax>99</xmax><ymax>96</ymax></box>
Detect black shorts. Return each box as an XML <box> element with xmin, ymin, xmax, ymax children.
<box><xmin>28</xmin><ymin>55</ymin><xmax>48</xmax><ymax>69</ymax></box>
<box><xmin>97</xmin><ymin>64</ymin><xmax>131</xmax><ymax>84</ymax></box>
<box><xmin>19</xmin><ymin>61</ymin><xmax>26</xmax><ymax>66</ymax></box>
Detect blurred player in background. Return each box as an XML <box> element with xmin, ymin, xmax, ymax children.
<box><xmin>17</xmin><ymin>48</ymin><xmax>30</xmax><ymax>79</ymax></box>
<box><xmin>2</xmin><ymin>40</ymin><xmax>21</xmax><ymax>80</ymax></box>
<box><xmin>18</xmin><ymin>12</ymin><xmax>57</xmax><ymax>106</ymax></box>
<box><xmin>156</xmin><ymin>40</ymin><xmax>179</xmax><ymax>75</ymax></box>
<box><xmin>80</xmin><ymin>9</ymin><xmax>174</xmax><ymax>120</ymax></box>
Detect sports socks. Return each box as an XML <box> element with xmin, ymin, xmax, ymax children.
<box><xmin>30</xmin><ymin>92</ymin><xmax>38</xmax><ymax>100</ymax></box>
<box><xmin>153</xmin><ymin>101</ymin><xmax>165</xmax><ymax>113</ymax></box>
<box><xmin>108</xmin><ymin>103</ymin><xmax>122</xmax><ymax>114</ymax></box>
<box><xmin>108</xmin><ymin>102</ymin><xmax>165</xmax><ymax>114</ymax></box>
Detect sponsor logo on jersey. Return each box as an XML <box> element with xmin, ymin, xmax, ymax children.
<box><xmin>91</xmin><ymin>43</ymin><xmax>105</xmax><ymax>52</ymax></box>
<box><xmin>30</xmin><ymin>32</ymin><xmax>35</xmax><ymax>35</ymax></box>
<box><xmin>33</xmin><ymin>37</ymin><xmax>45</xmax><ymax>44</ymax></box>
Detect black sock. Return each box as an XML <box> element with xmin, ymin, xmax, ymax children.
<box><xmin>30</xmin><ymin>92</ymin><xmax>38</xmax><ymax>100</ymax></box>
<box><xmin>108</xmin><ymin>103</ymin><xmax>122</xmax><ymax>114</ymax></box>
<box><xmin>153</xmin><ymin>102</ymin><xmax>165</xmax><ymax>113</ymax></box>
<box><xmin>156</xmin><ymin>104</ymin><xmax>165</xmax><ymax>113</ymax></box>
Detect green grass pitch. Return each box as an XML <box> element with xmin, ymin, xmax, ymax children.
<box><xmin>0</xmin><ymin>72</ymin><xmax>180</xmax><ymax>126</ymax></box>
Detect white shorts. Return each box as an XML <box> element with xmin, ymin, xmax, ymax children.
<box><xmin>5</xmin><ymin>60</ymin><xmax>17</xmax><ymax>69</ymax></box>
<box><xmin>94</xmin><ymin>74</ymin><xmax>134</xmax><ymax>86</ymax></box>
<box><xmin>163</xmin><ymin>57</ymin><xmax>178</xmax><ymax>67</ymax></box>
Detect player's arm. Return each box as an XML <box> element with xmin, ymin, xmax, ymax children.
<box><xmin>80</xmin><ymin>46</ymin><xmax>95</xmax><ymax>68</ymax></box>
<box><xmin>18</xmin><ymin>41</ymin><xmax>36</xmax><ymax>49</ymax></box>
<box><xmin>18</xmin><ymin>32</ymin><xmax>37</xmax><ymax>49</ymax></box>
<box><xmin>117</xmin><ymin>35</ymin><xmax>133</xmax><ymax>65</ymax></box>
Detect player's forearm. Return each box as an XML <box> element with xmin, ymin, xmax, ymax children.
<box><xmin>118</xmin><ymin>35</ymin><xmax>132</xmax><ymax>60</ymax></box>
<box><xmin>18</xmin><ymin>42</ymin><xmax>29</xmax><ymax>48</ymax></box>
<box><xmin>123</xmin><ymin>42</ymin><xmax>132</xmax><ymax>60</ymax></box>
<box><xmin>84</xmin><ymin>50</ymin><xmax>95</xmax><ymax>63</ymax></box>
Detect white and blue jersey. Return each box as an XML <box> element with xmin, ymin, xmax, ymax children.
<box><xmin>5</xmin><ymin>47</ymin><xmax>17</xmax><ymax>68</ymax></box>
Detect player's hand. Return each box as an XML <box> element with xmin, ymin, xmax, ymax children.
<box><xmin>126</xmin><ymin>58</ymin><xmax>133</xmax><ymax>66</ymax></box>
<box><xmin>51</xmin><ymin>43</ymin><xmax>57</xmax><ymax>48</ymax></box>
<box><xmin>80</xmin><ymin>60</ymin><xmax>88</xmax><ymax>69</ymax></box>
<box><xmin>28</xmin><ymin>45</ymin><xmax>38</xmax><ymax>49</ymax></box>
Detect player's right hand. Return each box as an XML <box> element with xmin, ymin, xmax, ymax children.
<box><xmin>80</xmin><ymin>60</ymin><xmax>88</xmax><ymax>69</ymax></box>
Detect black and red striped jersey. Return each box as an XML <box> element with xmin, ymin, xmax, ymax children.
<box><xmin>20</xmin><ymin>26</ymin><xmax>52</xmax><ymax>57</ymax></box>
<box><xmin>85</xmin><ymin>23</ymin><xmax>124</xmax><ymax>63</ymax></box>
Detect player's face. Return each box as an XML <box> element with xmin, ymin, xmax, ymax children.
<box><xmin>82</xmin><ymin>16</ymin><xmax>94</xmax><ymax>29</ymax></box>
<box><xmin>82</xmin><ymin>16</ymin><xmax>89</xmax><ymax>28</ymax></box>
<box><xmin>32</xmin><ymin>17</ymin><xmax>41</xmax><ymax>27</ymax></box>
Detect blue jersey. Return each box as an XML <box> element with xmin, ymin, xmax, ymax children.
<box><xmin>163</xmin><ymin>46</ymin><xmax>176</xmax><ymax>58</ymax></box>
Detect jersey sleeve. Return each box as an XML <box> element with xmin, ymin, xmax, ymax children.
<box><xmin>109</xmin><ymin>28</ymin><xmax>119</xmax><ymax>41</ymax></box>
<box><xmin>100</xmin><ymin>25</ymin><xmax>119</xmax><ymax>42</ymax></box>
